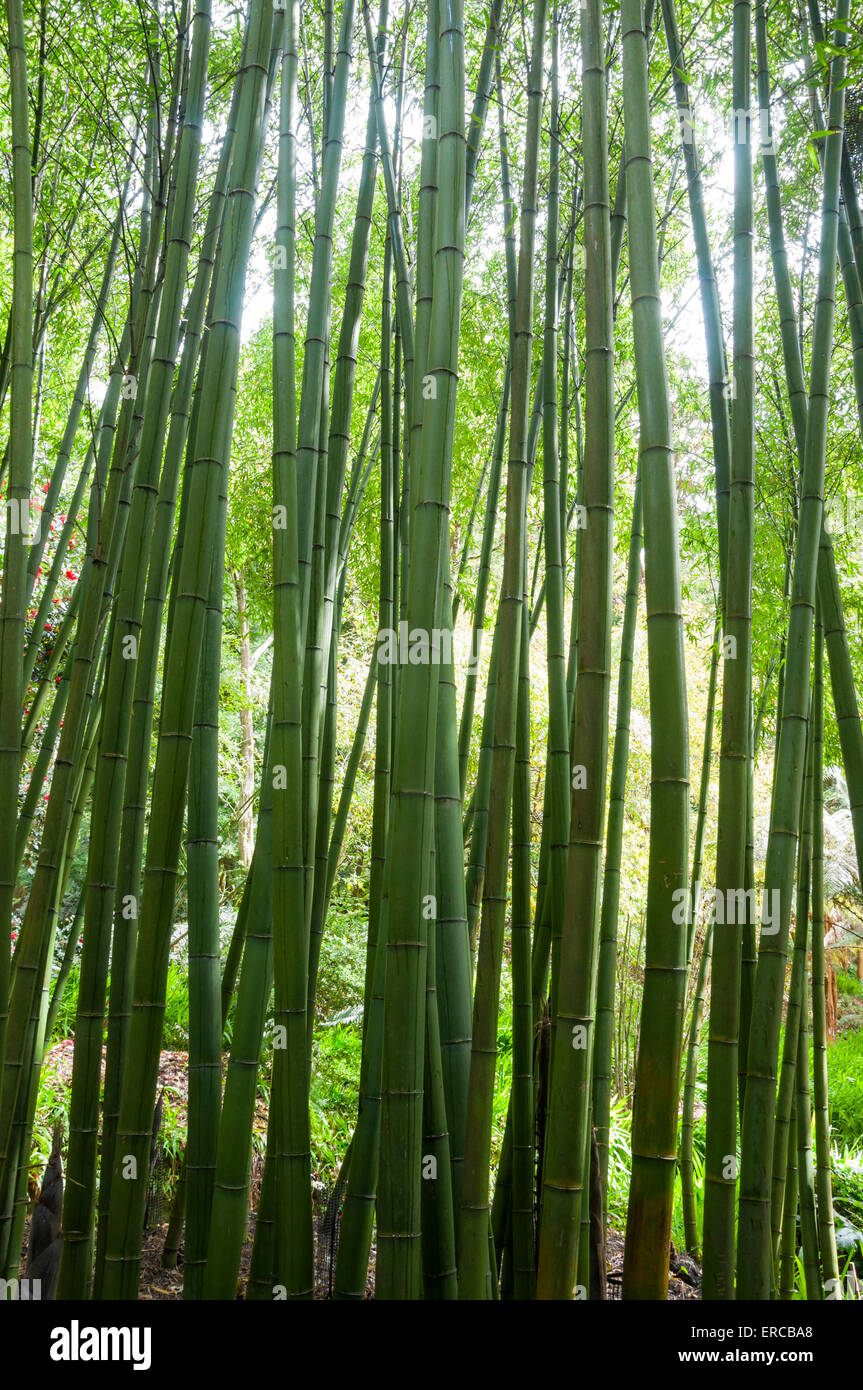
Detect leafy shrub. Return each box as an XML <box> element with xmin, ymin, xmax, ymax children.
<box><xmin>315</xmin><ymin>901</ymin><xmax>369</xmax><ymax>1023</ymax></box>
<box><xmin>832</xmin><ymin>1142</ymin><xmax>863</xmax><ymax>1233</ymax></box>
<box><xmin>310</xmin><ymin>1024</ymin><xmax>362</xmax><ymax>1184</ymax></box>
<box><xmin>47</xmin><ymin>956</ymin><xmax>190</xmax><ymax>1050</ymax></box>
<box><xmin>827</xmin><ymin>1030</ymin><xmax>863</xmax><ymax>1148</ymax></box>
<box><xmin>31</xmin><ymin>1066</ymin><xmax>71</xmax><ymax>1179</ymax></box>
<box><xmin>492</xmin><ymin>1015</ymin><xmax>513</xmax><ymax>1169</ymax></box>
<box><xmin>162</xmin><ymin>959</ymin><xmax>189</xmax><ymax>1050</ymax></box>
<box><xmin>605</xmin><ymin>1096</ymin><xmax>634</xmax><ymax>1231</ymax></box>
<box><xmin>49</xmin><ymin>962</ymin><xmax>81</xmax><ymax>1043</ymax></box>
<box><xmin>837</xmin><ymin>969</ymin><xmax>863</xmax><ymax>998</ymax></box>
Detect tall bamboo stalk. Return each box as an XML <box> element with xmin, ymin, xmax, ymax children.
<box><xmin>770</xmin><ymin>719</ymin><xmax>813</xmax><ymax>1287</ymax></box>
<box><xmin>810</xmin><ymin>609</ymin><xmax>839</xmax><ymax>1291</ymax></box>
<box><xmin>680</xmin><ymin>922</ymin><xmax>712</xmax><ymax>1257</ymax></box>
<box><xmin>0</xmin><ymin>72</ymin><xmax>169</xmax><ymax>1272</ymax></box>
<box><xmin>620</xmin><ymin>0</ymin><xmax>690</xmax><ymax>1301</ymax></box>
<box><xmin>58</xmin><ymin>0</ymin><xmax>213</xmax><ymax>1299</ymax></box>
<box><xmin>660</xmin><ymin>0</ymin><xmax>731</xmax><ymax>608</ymax></box>
<box><xmin>377</xmin><ymin>0</ymin><xmax>466</xmax><ymax>1300</ymax></box>
<box><xmin>702</xmin><ymin>0</ymin><xmax>754</xmax><ymax>1302</ymax></box>
<box><xmin>183</xmin><ymin>437</ymin><xmax>228</xmax><ymax>1299</ymax></box>
<box><xmin>510</xmin><ymin>603</ymin><xmax>534</xmax><ymax>1297</ymax></box>
<box><xmin>270</xmin><ymin>0</ymin><xmax>313</xmax><ymax>1297</ymax></box>
<box><xmin>737</xmin><ymin>1</ymin><xmax>850</xmax><ymax>1298</ymax></box>
<box><xmin>537</xmin><ymin>0</ymin><xmax>614</xmax><ymax>1300</ymax></box>
<box><xmin>93</xmin><ymin>55</ymin><xmax>247</xmax><ymax>1292</ymax></box>
<box><xmin>795</xmin><ymin>937</ymin><xmax>821</xmax><ymax>1300</ymax></box>
<box><xmin>0</xmin><ymin>0</ymin><xmax>35</xmax><ymax>1073</ymax></box>
<box><xmin>593</xmin><ymin>474</ymin><xmax>642</xmax><ymax>1201</ymax></box>
<box><xmin>100</xmin><ymin>0</ymin><xmax>273</xmax><ymax>1297</ymax></box>
<box><xmin>458</xmin><ymin>0</ymin><xmax>546</xmax><ymax>1300</ymax></box>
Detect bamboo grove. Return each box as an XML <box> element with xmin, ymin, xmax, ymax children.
<box><xmin>1</xmin><ymin>0</ymin><xmax>862</xmax><ymax>1303</ymax></box>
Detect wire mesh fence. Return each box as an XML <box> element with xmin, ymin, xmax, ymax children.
<box><xmin>143</xmin><ymin>1088</ymin><xmax>179</xmax><ymax>1232</ymax></box>
<box><xmin>313</xmin><ymin>1177</ymin><xmax>347</xmax><ymax>1298</ymax></box>
<box><xmin>144</xmin><ymin>1145</ymin><xmax>166</xmax><ymax>1231</ymax></box>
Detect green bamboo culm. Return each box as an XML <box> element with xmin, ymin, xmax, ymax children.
<box><xmin>99</xmin><ymin>0</ymin><xmax>274</xmax><ymax>1298</ymax></box>
<box><xmin>536</xmin><ymin>3</ymin><xmax>568</xmax><ymax>1089</ymax></box>
<box><xmin>269</xmin><ymin>0</ymin><xmax>314</xmax><ymax>1300</ymax></box>
<box><xmin>769</xmin><ymin>717</ymin><xmax>813</xmax><ymax>1290</ymax></box>
<box><xmin>736</xmin><ymin>0</ymin><xmax>850</xmax><ymax>1300</ymax></box>
<box><xmin>659</xmin><ymin>0</ymin><xmax>731</xmax><ymax>609</ymax></box>
<box><xmin>330</xmin><ymin>30</ymin><xmax>392</xmax><ymax>1285</ymax></box>
<box><xmin>794</xmin><ymin>885</ymin><xmax>820</xmax><ymax>1301</ymax></box>
<box><xmin>0</xmin><ymin>0</ymin><xmax>35</xmax><ymax>1080</ymax></box>
<box><xmin>421</xmin><ymin>725</ymin><xmax>458</xmax><ymax>1299</ymax></box>
<box><xmin>184</xmin><ymin>433</ymin><xmax>229</xmax><ymax>1300</ymax></box>
<box><xmin>509</xmin><ymin>603</ymin><xmax>534</xmax><ymax>1297</ymax></box>
<box><xmin>688</xmin><ymin>623</ymin><xmax>721</xmax><ymax>967</ymax></box>
<box><xmin>43</xmin><ymin>891</ymin><xmax>86</xmax><ymax>1053</ymax></box>
<box><xmin>754</xmin><ymin>1</ymin><xmax>863</xmax><ymax>914</ymax></box>
<box><xmin>701</xmin><ymin>0</ymin><xmax>754</xmax><ymax>1303</ymax></box>
<box><xmin>593</xmin><ymin>473</ymin><xmax>643</xmax><ymax>1206</ymax></box>
<box><xmin>93</xmin><ymin>52</ymin><xmax>247</xmax><ymax>1295</ymax></box>
<box><xmin>620</xmin><ymin>0</ymin><xmax>690</xmax><ymax>1301</ymax></box>
<box><xmin>680</xmin><ymin>921</ymin><xmax>713</xmax><ymax>1257</ymax></box>
<box><xmin>58</xmin><ymin>0</ymin><xmax>214</xmax><ymax>1300</ymax></box>
<box><xmin>458</xmin><ymin>0</ymin><xmax>546</xmax><ymax>1301</ymax></box>
<box><xmin>432</xmin><ymin>575</ymin><xmax>473</xmax><ymax>1223</ymax></box>
<box><xmin>376</xmin><ymin>0</ymin><xmax>466</xmax><ymax>1300</ymax></box>
<box><xmin>536</xmin><ymin>0</ymin><xmax>615</xmax><ymax>1301</ymax></box>
<box><xmin>204</xmin><ymin>779</ymin><xmax>275</xmax><ymax>1296</ymax></box>
<box><xmin>778</xmin><ymin>1097</ymin><xmax>799</xmax><ymax>1300</ymax></box>
<box><xmin>810</xmin><ymin>608</ymin><xmax>840</xmax><ymax>1293</ymax></box>
<box><xmin>676</xmin><ymin>628</ymin><xmax>720</xmax><ymax>1259</ymax></box>
<box><xmin>0</xmin><ymin>71</ymin><xmax>171</xmax><ymax>1274</ymax></box>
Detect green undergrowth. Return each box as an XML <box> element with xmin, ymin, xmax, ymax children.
<box><xmin>827</xmin><ymin>1027</ymin><xmax>863</xmax><ymax>1149</ymax></box>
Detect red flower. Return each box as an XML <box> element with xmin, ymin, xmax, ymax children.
<box><xmin>65</xmin><ymin>570</ymin><xmax>75</xmax><ymax>580</ymax></box>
